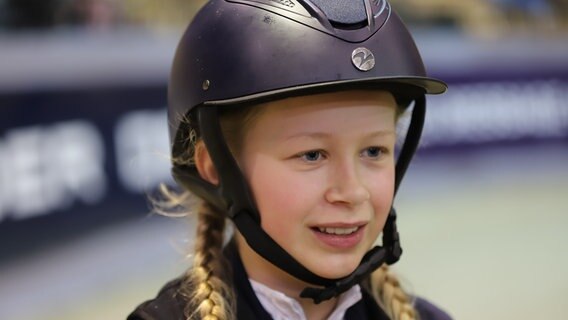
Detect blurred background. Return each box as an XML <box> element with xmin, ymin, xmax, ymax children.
<box><xmin>0</xmin><ymin>0</ymin><xmax>566</xmax><ymax>319</ymax></box>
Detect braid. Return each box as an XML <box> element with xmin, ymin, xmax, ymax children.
<box><xmin>370</xmin><ymin>264</ymin><xmax>417</xmax><ymax>320</ymax></box>
<box><xmin>181</xmin><ymin>201</ymin><xmax>235</xmax><ymax>320</ymax></box>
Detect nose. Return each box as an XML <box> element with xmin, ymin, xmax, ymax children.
<box><xmin>324</xmin><ymin>160</ymin><xmax>370</xmax><ymax>206</ymax></box>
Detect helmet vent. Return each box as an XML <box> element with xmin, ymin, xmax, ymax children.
<box><xmin>269</xmin><ymin>0</ymin><xmax>295</xmax><ymax>7</ymax></box>
<box><xmin>308</xmin><ymin>0</ymin><xmax>367</xmax><ymax>28</ymax></box>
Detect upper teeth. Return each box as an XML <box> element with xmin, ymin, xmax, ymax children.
<box><xmin>318</xmin><ymin>227</ymin><xmax>358</xmax><ymax>235</ymax></box>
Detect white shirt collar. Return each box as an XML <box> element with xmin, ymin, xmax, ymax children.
<box><xmin>250</xmin><ymin>279</ymin><xmax>362</xmax><ymax>320</ymax></box>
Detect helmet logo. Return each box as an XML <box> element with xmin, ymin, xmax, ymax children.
<box><xmin>351</xmin><ymin>47</ymin><xmax>375</xmax><ymax>72</ymax></box>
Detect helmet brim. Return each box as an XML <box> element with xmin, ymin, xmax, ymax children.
<box><xmin>203</xmin><ymin>76</ymin><xmax>447</xmax><ymax>106</ymax></box>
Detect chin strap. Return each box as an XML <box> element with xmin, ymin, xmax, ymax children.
<box><xmin>300</xmin><ymin>246</ymin><xmax>387</xmax><ymax>303</ymax></box>
<box><xmin>172</xmin><ymin>95</ymin><xmax>425</xmax><ymax>303</ymax></box>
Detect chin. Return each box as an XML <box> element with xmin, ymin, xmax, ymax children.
<box><xmin>310</xmin><ymin>262</ymin><xmax>359</xmax><ymax>280</ymax></box>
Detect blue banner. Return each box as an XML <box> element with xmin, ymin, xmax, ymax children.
<box><xmin>1</xmin><ymin>32</ymin><xmax>567</xmax><ymax>262</ymax></box>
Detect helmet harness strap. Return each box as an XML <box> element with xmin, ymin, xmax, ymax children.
<box><xmin>172</xmin><ymin>94</ymin><xmax>426</xmax><ymax>303</ymax></box>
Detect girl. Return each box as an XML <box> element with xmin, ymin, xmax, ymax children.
<box><xmin>129</xmin><ymin>0</ymin><xmax>449</xmax><ymax>319</ymax></box>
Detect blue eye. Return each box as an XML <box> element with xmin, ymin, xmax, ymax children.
<box><xmin>362</xmin><ymin>147</ymin><xmax>383</xmax><ymax>158</ymax></box>
<box><xmin>301</xmin><ymin>150</ymin><xmax>322</xmax><ymax>162</ymax></box>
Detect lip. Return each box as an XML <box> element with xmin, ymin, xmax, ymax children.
<box><xmin>310</xmin><ymin>223</ymin><xmax>367</xmax><ymax>250</ymax></box>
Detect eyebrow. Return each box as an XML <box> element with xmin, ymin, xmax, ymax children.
<box><xmin>283</xmin><ymin>130</ymin><xmax>395</xmax><ymax>141</ymax></box>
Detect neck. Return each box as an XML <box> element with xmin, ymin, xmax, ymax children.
<box><xmin>299</xmin><ymin>297</ymin><xmax>337</xmax><ymax>320</ymax></box>
<box><xmin>235</xmin><ymin>233</ymin><xmax>338</xmax><ymax>319</ymax></box>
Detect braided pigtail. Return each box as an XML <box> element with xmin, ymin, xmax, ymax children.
<box><xmin>370</xmin><ymin>264</ymin><xmax>417</xmax><ymax>320</ymax></box>
<box><xmin>180</xmin><ymin>201</ymin><xmax>235</xmax><ymax>320</ymax></box>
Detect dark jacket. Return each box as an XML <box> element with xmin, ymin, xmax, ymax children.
<box><xmin>128</xmin><ymin>242</ymin><xmax>451</xmax><ymax>320</ymax></box>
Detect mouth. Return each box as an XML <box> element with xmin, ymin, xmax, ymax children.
<box><xmin>314</xmin><ymin>226</ymin><xmax>361</xmax><ymax>235</ymax></box>
<box><xmin>310</xmin><ymin>223</ymin><xmax>366</xmax><ymax>249</ymax></box>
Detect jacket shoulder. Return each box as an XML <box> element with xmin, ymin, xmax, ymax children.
<box><xmin>415</xmin><ymin>297</ymin><xmax>453</xmax><ymax>320</ymax></box>
<box><xmin>127</xmin><ymin>278</ymin><xmax>189</xmax><ymax>320</ymax></box>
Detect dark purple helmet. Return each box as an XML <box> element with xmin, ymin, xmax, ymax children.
<box><xmin>168</xmin><ymin>0</ymin><xmax>447</xmax><ymax>303</ymax></box>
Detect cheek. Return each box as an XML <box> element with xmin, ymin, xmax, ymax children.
<box><xmin>244</xmin><ymin>158</ymin><xmax>314</xmax><ymax>226</ymax></box>
<box><xmin>251</xmin><ymin>168</ymin><xmax>292</xmax><ymax>211</ymax></box>
<box><xmin>248</xmin><ymin>171</ymin><xmax>310</xmax><ymax>247</ymax></box>
<box><xmin>368</xmin><ymin>169</ymin><xmax>395</xmax><ymax>224</ymax></box>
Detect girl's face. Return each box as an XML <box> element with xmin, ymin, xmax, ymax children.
<box><xmin>234</xmin><ymin>90</ymin><xmax>397</xmax><ymax>289</ymax></box>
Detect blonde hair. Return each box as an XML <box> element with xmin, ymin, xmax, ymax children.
<box><xmin>182</xmin><ymin>201</ymin><xmax>235</xmax><ymax>320</ymax></box>
<box><xmin>371</xmin><ymin>264</ymin><xmax>418</xmax><ymax>320</ymax></box>
<box><xmin>162</xmin><ymin>92</ymin><xmax>419</xmax><ymax>319</ymax></box>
